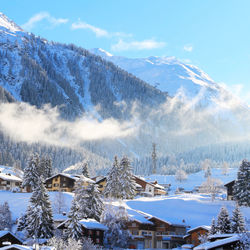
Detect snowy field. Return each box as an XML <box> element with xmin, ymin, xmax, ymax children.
<box><xmin>127</xmin><ymin>194</ymin><xmax>250</xmax><ymax>230</ymax></box>
<box><xmin>145</xmin><ymin>168</ymin><xmax>238</xmax><ymax>193</ymax></box>
<box><xmin>0</xmin><ymin>191</ymin><xmax>74</xmax><ymax>220</ymax></box>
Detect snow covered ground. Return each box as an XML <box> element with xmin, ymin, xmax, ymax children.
<box><xmin>127</xmin><ymin>194</ymin><xmax>250</xmax><ymax>230</ymax></box>
<box><xmin>145</xmin><ymin>168</ymin><xmax>238</xmax><ymax>194</ymax></box>
<box><xmin>0</xmin><ymin>191</ymin><xmax>74</xmax><ymax>220</ymax></box>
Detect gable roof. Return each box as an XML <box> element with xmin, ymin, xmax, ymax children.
<box><xmin>0</xmin><ymin>231</ymin><xmax>23</xmax><ymax>243</ymax></box>
<box><xmin>224</xmin><ymin>180</ymin><xmax>235</xmax><ymax>187</ymax></box>
<box><xmin>45</xmin><ymin>173</ymin><xmax>79</xmax><ymax>182</ymax></box>
<box><xmin>127</xmin><ymin>209</ymin><xmax>153</xmax><ymax>225</ymax></box>
<box><xmin>0</xmin><ymin>173</ymin><xmax>22</xmax><ymax>182</ymax></box>
<box><xmin>194</xmin><ymin>235</ymin><xmax>239</xmax><ymax>250</ymax></box>
<box><xmin>79</xmin><ymin>218</ymin><xmax>108</xmax><ymax>230</ymax></box>
<box><xmin>187</xmin><ymin>225</ymin><xmax>211</xmax><ymax>234</ymax></box>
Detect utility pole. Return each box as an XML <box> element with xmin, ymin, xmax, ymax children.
<box><xmin>152</xmin><ymin>143</ymin><xmax>157</xmax><ymax>174</ymax></box>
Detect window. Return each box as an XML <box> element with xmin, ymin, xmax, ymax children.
<box><xmin>96</xmin><ymin>231</ymin><xmax>100</xmax><ymax>236</ymax></box>
<box><xmin>132</xmin><ymin>230</ymin><xmax>138</xmax><ymax>235</ymax></box>
<box><xmin>48</xmin><ymin>184</ymin><xmax>52</xmax><ymax>187</ymax></box>
<box><xmin>132</xmin><ymin>222</ymin><xmax>136</xmax><ymax>227</ymax></box>
<box><xmin>88</xmin><ymin>230</ymin><xmax>93</xmax><ymax>235</ymax></box>
<box><xmin>7</xmin><ymin>181</ymin><xmax>10</xmax><ymax>185</ymax></box>
<box><xmin>96</xmin><ymin>238</ymin><xmax>100</xmax><ymax>244</ymax></box>
<box><xmin>15</xmin><ymin>182</ymin><xmax>19</xmax><ymax>186</ymax></box>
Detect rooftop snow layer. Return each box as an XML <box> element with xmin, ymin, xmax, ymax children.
<box><xmin>79</xmin><ymin>218</ymin><xmax>108</xmax><ymax>230</ymax></box>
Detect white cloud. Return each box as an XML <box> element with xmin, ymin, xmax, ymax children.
<box><xmin>22</xmin><ymin>12</ymin><xmax>68</xmax><ymax>31</ymax></box>
<box><xmin>183</xmin><ymin>44</ymin><xmax>193</xmax><ymax>52</ymax></box>
<box><xmin>111</xmin><ymin>39</ymin><xmax>166</xmax><ymax>51</ymax></box>
<box><xmin>71</xmin><ymin>20</ymin><xmax>109</xmax><ymax>37</ymax></box>
<box><xmin>0</xmin><ymin>103</ymin><xmax>136</xmax><ymax>147</ymax></box>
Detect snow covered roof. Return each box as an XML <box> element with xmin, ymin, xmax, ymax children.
<box><xmin>181</xmin><ymin>244</ymin><xmax>194</xmax><ymax>249</ymax></box>
<box><xmin>224</xmin><ymin>180</ymin><xmax>235</xmax><ymax>186</ymax></box>
<box><xmin>0</xmin><ymin>231</ymin><xmax>23</xmax><ymax>243</ymax></box>
<box><xmin>127</xmin><ymin>209</ymin><xmax>153</xmax><ymax>225</ymax></box>
<box><xmin>207</xmin><ymin>233</ymin><xmax>235</xmax><ymax>240</ymax></box>
<box><xmin>46</xmin><ymin>173</ymin><xmax>79</xmax><ymax>182</ymax></box>
<box><xmin>0</xmin><ymin>173</ymin><xmax>22</xmax><ymax>182</ymax></box>
<box><xmin>187</xmin><ymin>225</ymin><xmax>210</xmax><ymax>234</ymax></box>
<box><xmin>152</xmin><ymin>183</ymin><xmax>165</xmax><ymax>190</ymax></box>
<box><xmin>0</xmin><ymin>245</ymin><xmax>32</xmax><ymax>250</ymax></box>
<box><xmin>79</xmin><ymin>218</ymin><xmax>108</xmax><ymax>230</ymax></box>
<box><xmin>194</xmin><ymin>235</ymin><xmax>239</xmax><ymax>250</ymax></box>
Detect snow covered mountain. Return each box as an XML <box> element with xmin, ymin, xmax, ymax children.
<box><xmin>90</xmin><ymin>48</ymin><xmax>239</xmax><ymax>106</ymax></box>
<box><xmin>0</xmin><ymin>13</ymin><xmax>166</xmax><ymax>120</ymax></box>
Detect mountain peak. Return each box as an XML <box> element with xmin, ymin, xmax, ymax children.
<box><xmin>89</xmin><ymin>48</ymin><xmax>113</xmax><ymax>57</ymax></box>
<box><xmin>0</xmin><ymin>12</ymin><xmax>23</xmax><ymax>33</ymax></box>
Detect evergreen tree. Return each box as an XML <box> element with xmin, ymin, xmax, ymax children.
<box><xmin>82</xmin><ymin>162</ymin><xmax>89</xmax><ymax>178</ymax></box>
<box><xmin>119</xmin><ymin>156</ymin><xmax>136</xmax><ymax>199</ymax></box>
<box><xmin>216</xmin><ymin>207</ymin><xmax>232</xmax><ymax>234</ymax></box>
<box><xmin>17</xmin><ymin>213</ymin><xmax>27</xmax><ymax>232</ymax></box>
<box><xmin>40</xmin><ymin>155</ymin><xmax>53</xmax><ymax>179</ymax></box>
<box><xmin>234</xmin><ymin>160</ymin><xmax>250</xmax><ymax>206</ymax></box>
<box><xmin>85</xmin><ymin>184</ymin><xmax>103</xmax><ymax>221</ymax></box>
<box><xmin>0</xmin><ymin>201</ymin><xmax>12</xmax><ymax>230</ymax></box>
<box><xmin>101</xmin><ymin>205</ymin><xmax>131</xmax><ymax>249</ymax></box>
<box><xmin>25</xmin><ymin>179</ymin><xmax>54</xmax><ymax>238</ymax></box>
<box><xmin>231</xmin><ymin>204</ymin><xmax>246</xmax><ymax>233</ymax></box>
<box><xmin>209</xmin><ymin>218</ymin><xmax>217</xmax><ymax>235</ymax></box>
<box><xmin>22</xmin><ymin>153</ymin><xmax>40</xmax><ymax>189</ymax></box>
<box><xmin>65</xmin><ymin>199</ymin><xmax>82</xmax><ymax>240</ymax></box>
<box><xmin>104</xmin><ymin>156</ymin><xmax>122</xmax><ymax>199</ymax></box>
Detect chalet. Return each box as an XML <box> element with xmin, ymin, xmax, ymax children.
<box><xmin>127</xmin><ymin>209</ymin><xmax>155</xmax><ymax>249</ymax></box>
<box><xmin>0</xmin><ymin>173</ymin><xmax>22</xmax><ymax>192</ymax></box>
<box><xmin>57</xmin><ymin>218</ymin><xmax>107</xmax><ymax>246</ymax></box>
<box><xmin>53</xmin><ymin>212</ymin><xmax>68</xmax><ymax>228</ymax></box>
<box><xmin>45</xmin><ymin>173</ymin><xmax>94</xmax><ymax>192</ymax></box>
<box><xmin>95</xmin><ymin>176</ymin><xmax>107</xmax><ymax>193</ymax></box>
<box><xmin>148</xmin><ymin>216</ymin><xmax>187</xmax><ymax>249</ymax></box>
<box><xmin>194</xmin><ymin>234</ymin><xmax>240</xmax><ymax>250</ymax></box>
<box><xmin>150</xmin><ymin>180</ymin><xmax>167</xmax><ymax>196</ymax></box>
<box><xmin>0</xmin><ymin>231</ymin><xmax>23</xmax><ymax>247</ymax></box>
<box><xmin>134</xmin><ymin>176</ymin><xmax>156</xmax><ymax>196</ymax></box>
<box><xmin>184</xmin><ymin>225</ymin><xmax>210</xmax><ymax>246</ymax></box>
<box><xmin>224</xmin><ymin>180</ymin><xmax>235</xmax><ymax>200</ymax></box>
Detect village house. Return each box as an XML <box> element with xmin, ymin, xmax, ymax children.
<box><xmin>184</xmin><ymin>225</ymin><xmax>210</xmax><ymax>247</ymax></box>
<box><xmin>126</xmin><ymin>209</ymin><xmax>187</xmax><ymax>249</ymax></box>
<box><xmin>0</xmin><ymin>172</ymin><xmax>22</xmax><ymax>192</ymax></box>
<box><xmin>194</xmin><ymin>234</ymin><xmax>241</xmax><ymax>250</ymax></box>
<box><xmin>224</xmin><ymin>180</ymin><xmax>235</xmax><ymax>200</ymax></box>
<box><xmin>0</xmin><ymin>231</ymin><xmax>23</xmax><ymax>247</ymax></box>
<box><xmin>95</xmin><ymin>175</ymin><xmax>167</xmax><ymax>196</ymax></box>
<box><xmin>45</xmin><ymin>173</ymin><xmax>94</xmax><ymax>192</ymax></box>
<box><xmin>57</xmin><ymin>218</ymin><xmax>107</xmax><ymax>246</ymax></box>
<box><xmin>148</xmin><ymin>216</ymin><xmax>187</xmax><ymax>249</ymax></box>
<box><xmin>127</xmin><ymin>209</ymin><xmax>155</xmax><ymax>249</ymax></box>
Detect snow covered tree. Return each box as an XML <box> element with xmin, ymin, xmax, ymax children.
<box><xmin>85</xmin><ymin>184</ymin><xmax>103</xmax><ymax>221</ymax></box>
<box><xmin>17</xmin><ymin>213</ymin><xmax>27</xmax><ymax>232</ymax></box>
<box><xmin>65</xmin><ymin>199</ymin><xmax>82</xmax><ymax>240</ymax></box>
<box><xmin>81</xmin><ymin>237</ymin><xmax>101</xmax><ymax>250</ymax></box>
<box><xmin>104</xmin><ymin>156</ymin><xmax>123</xmax><ymax>199</ymax></box>
<box><xmin>175</xmin><ymin>169</ymin><xmax>188</xmax><ymax>183</ymax></box>
<box><xmin>0</xmin><ymin>201</ymin><xmax>12</xmax><ymax>230</ymax></box>
<box><xmin>48</xmin><ymin>237</ymin><xmax>82</xmax><ymax>250</ymax></box>
<box><xmin>101</xmin><ymin>204</ymin><xmax>131</xmax><ymax>249</ymax></box>
<box><xmin>119</xmin><ymin>156</ymin><xmax>136</xmax><ymax>199</ymax></box>
<box><xmin>231</xmin><ymin>204</ymin><xmax>246</xmax><ymax>233</ymax></box>
<box><xmin>25</xmin><ymin>178</ymin><xmax>54</xmax><ymax>238</ymax></box>
<box><xmin>200</xmin><ymin>177</ymin><xmax>223</xmax><ymax>201</ymax></box>
<box><xmin>222</xmin><ymin>161</ymin><xmax>229</xmax><ymax>175</ymax></box>
<box><xmin>39</xmin><ymin>155</ymin><xmax>53</xmax><ymax>179</ymax></box>
<box><xmin>201</xmin><ymin>159</ymin><xmax>212</xmax><ymax>178</ymax></box>
<box><xmin>234</xmin><ymin>160</ymin><xmax>250</xmax><ymax>207</ymax></box>
<box><xmin>22</xmin><ymin>153</ymin><xmax>40</xmax><ymax>189</ymax></box>
<box><xmin>209</xmin><ymin>218</ymin><xmax>217</xmax><ymax>235</ymax></box>
<box><xmin>236</xmin><ymin>231</ymin><xmax>250</xmax><ymax>250</ymax></box>
<box><xmin>216</xmin><ymin>207</ymin><xmax>231</xmax><ymax>234</ymax></box>
<box><xmin>81</xmin><ymin>162</ymin><xmax>89</xmax><ymax>178</ymax></box>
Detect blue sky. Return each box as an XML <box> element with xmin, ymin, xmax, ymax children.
<box><xmin>1</xmin><ymin>0</ymin><xmax>250</xmax><ymax>102</ymax></box>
